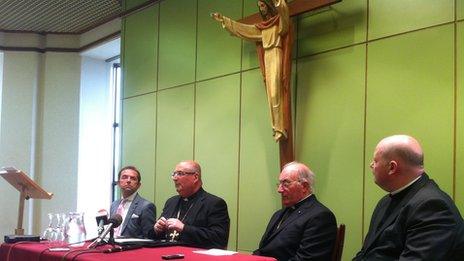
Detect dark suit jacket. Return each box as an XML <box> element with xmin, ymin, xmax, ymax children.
<box><xmin>253</xmin><ymin>195</ymin><xmax>337</xmax><ymax>261</ymax></box>
<box><xmin>354</xmin><ymin>173</ymin><xmax>464</xmax><ymax>261</ymax></box>
<box><xmin>110</xmin><ymin>193</ymin><xmax>156</xmax><ymax>238</ymax></box>
<box><xmin>151</xmin><ymin>188</ymin><xmax>230</xmax><ymax>249</ymax></box>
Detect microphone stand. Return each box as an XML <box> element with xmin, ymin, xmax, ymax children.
<box><xmin>87</xmin><ymin>213</ymin><xmax>122</xmax><ymax>249</ymax></box>
<box><xmin>87</xmin><ymin>227</ymin><xmax>115</xmax><ymax>249</ymax></box>
<box><xmin>108</xmin><ymin>228</ymin><xmax>115</xmax><ymax>245</ymax></box>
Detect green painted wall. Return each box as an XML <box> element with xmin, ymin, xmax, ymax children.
<box><xmin>158</xmin><ymin>0</ymin><xmax>197</xmax><ymax>89</ymax></box>
<box><xmin>121</xmin><ymin>93</ymin><xmax>157</xmax><ymax>202</ymax></box>
<box><xmin>296</xmin><ymin>45</ymin><xmax>366</xmax><ymax>256</ymax></box>
<box><xmin>122</xmin><ymin>4</ymin><xmax>158</xmax><ymax>98</ymax></box>
<box><xmin>121</xmin><ymin>0</ymin><xmax>464</xmax><ymax>259</ymax></box>
<box><xmin>456</xmin><ymin>20</ymin><xmax>464</xmax><ymax>214</ymax></box>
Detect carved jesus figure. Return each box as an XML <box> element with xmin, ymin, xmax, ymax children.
<box><xmin>212</xmin><ymin>0</ymin><xmax>293</xmax><ymax>142</ymax></box>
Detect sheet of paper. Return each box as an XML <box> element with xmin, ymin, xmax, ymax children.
<box><xmin>115</xmin><ymin>238</ymin><xmax>155</xmax><ymax>243</ymax></box>
<box><xmin>192</xmin><ymin>249</ymin><xmax>238</xmax><ymax>256</ymax></box>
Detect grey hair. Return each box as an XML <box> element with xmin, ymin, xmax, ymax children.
<box><xmin>283</xmin><ymin>161</ymin><xmax>315</xmax><ymax>193</ymax></box>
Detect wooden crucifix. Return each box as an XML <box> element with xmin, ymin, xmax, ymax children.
<box><xmin>213</xmin><ymin>0</ymin><xmax>341</xmax><ymax>169</ymax></box>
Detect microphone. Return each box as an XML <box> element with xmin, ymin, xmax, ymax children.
<box><xmin>87</xmin><ymin>214</ymin><xmax>122</xmax><ymax>249</ymax></box>
<box><xmin>95</xmin><ymin>209</ymin><xmax>109</xmax><ymax>236</ymax></box>
<box><xmin>103</xmin><ymin>245</ymin><xmax>142</xmax><ymax>253</ymax></box>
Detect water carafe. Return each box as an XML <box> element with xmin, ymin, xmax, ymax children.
<box><xmin>66</xmin><ymin>212</ymin><xmax>86</xmax><ymax>244</ymax></box>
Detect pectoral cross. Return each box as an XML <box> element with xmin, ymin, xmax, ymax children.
<box><xmin>169</xmin><ymin>230</ymin><xmax>179</xmax><ymax>242</ymax></box>
<box><xmin>238</xmin><ymin>0</ymin><xmax>342</xmax><ymax>169</ymax></box>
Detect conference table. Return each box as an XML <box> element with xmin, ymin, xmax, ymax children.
<box><xmin>0</xmin><ymin>241</ymin><xmax>276</xmax><ymax>261</ymax></box>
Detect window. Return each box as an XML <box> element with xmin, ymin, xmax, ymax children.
<box><xmin>110</xmin><ymin>63</ymin><xmax>121</xmax><ymax>200</ymax></box>
<box><xmin>77</xmin><ymin>56</ymin><xmax>120</xmax><ymax>238</ymax></box>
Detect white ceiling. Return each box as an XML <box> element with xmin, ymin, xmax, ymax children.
<box><xmin>80</xmin><ymin>37</ymin><xmax>120</xmax><ymax>61</ymax></box>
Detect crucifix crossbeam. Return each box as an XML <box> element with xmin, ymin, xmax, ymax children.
<box><xmin>239</xmin><ymin>0</ymin><xmax>341</xmax><ymax>24</ymax></box>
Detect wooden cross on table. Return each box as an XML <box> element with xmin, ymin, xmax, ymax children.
<box><xmin>240</xmin><ymin>0</ymin><xmax>341</xmax><ymax>169</ymax></box>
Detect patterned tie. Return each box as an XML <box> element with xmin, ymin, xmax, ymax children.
<box><xmin>114</xmin><ymin>199</ymin><xmax>126</xmax><ymax>236</ymax></box>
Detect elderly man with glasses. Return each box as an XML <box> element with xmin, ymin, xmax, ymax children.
<box><xmin>253</xmin><ymin>161</ymin><xmax>337</xmax><ymax>261</ymax></box>
<box><xmin>149</xmin><ymin>160</ymin><xmax>230</xmax><ymax>249</ymax></box>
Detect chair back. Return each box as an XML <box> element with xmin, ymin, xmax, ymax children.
<box><xmin>331</xmin><ymin>223</ymin><xmax>346</xmax><ymax>261</ymax></box>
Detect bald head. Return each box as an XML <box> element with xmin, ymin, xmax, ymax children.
<box><xmin>172</xmin><ymin>160</ymin><xmax>202</xmax><ymax>198</ymax></box>
<box><xmin>371</xmin><ymin>135</ymin><xmax>424</xmax><ymax>192</ymax></box>
<box><xmin>377</xmin><ymin>135</ymin><xmax>424</xmax><ymax>168</ymax></box>
<box><xmin>177</xmin><ymin>160</ymin><xmax>202</xmax><ymax>177</ymax></box>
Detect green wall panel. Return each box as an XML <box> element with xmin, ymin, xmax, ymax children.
<box><xmin>237</xmin><ymin>69</ymin><xmax>281</xmax><ymax>252</ymax></box>
<box><xmin>121</xmin><ymin>93</ymin><xmax>156</xmax><ymax>202</ymax></box>
<box><xmin>197</xmin><ymin>0</ymin><xmax>242</xmax><ymax>81</ymax></box>
<box><xmin>155</xmin><ymin>85</ymin><xmax>195</xmax><ymax>210</ymax></box>
<box><xmin>296</xmin><ymin>45</ymin><xmax>366</xmax><ymax>259</ymax></box>
<box><xmin>298</xmin><ymin>0</ymin><xmax>367</xmax><ymax>56</ymax></box>
<box><xmin>364</xmin><ymin>25</ymin><xmax>455</xmax><ymax>233</ymax></box>
<box><xmin>123</xmin><ymin>0</ymin><xmax>149</xmax><ymax>10</ymax></box>
<box><xmin>120</xmin><ymin>0</ymin><xmax>463</xmax><ymax>256</ymax></box>
<box><xmin>368</xmin><ymin>0</ymin><xmax>454</xmax><ymax>40</ymax></box>
<box><xmin>459</xmin><ymin>0</ymin><xmax>463</xmax><ymax>20</ymax></box>
<box><xmin>122</xmin><ymin>5</ymin><xmax>158</xmax><ymax>98</ymax></box>
<box><xmin>242</xmin><ymin>41</ymin><xmax>259</xmax><ymax>70</ymax></box>
<box><xmin>194</xmin><ymin>74</ymin><xmax>240</xmax><ymax>249</ymax></box>
<box><xmin>242</xmin><ymin>42</ymin><xmax>260</xmax><ymax>71</ymax></box>
<box><xmin>243</xmin><ymin>0</ymin><xmax>256</xmax><ymax>17</ymax></box>
<box><xmin>456</xmin><ymin>21</ymin><xmax>464</xmax><ymax>213</ymax></box>
<box><xmin>158</xmin><ymin>0</ymin><xmax>197</xmax><ymax>89</ymax></box>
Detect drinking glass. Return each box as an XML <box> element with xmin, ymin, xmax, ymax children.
<box><xmin>55</xmin><ymin>213</ymin><xmax>68</xmax><ymax>246</ymax></box>
<box><xmin>49</xmin><ymin>213</ymin><xmax>66</xmax><ymax>248</ymax></box>
<box><xmin>42</xmin><ymin>213</ymin><xmax>55</xmax><ymax>242</ymax></box>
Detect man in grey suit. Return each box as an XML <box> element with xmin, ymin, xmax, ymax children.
<box><xmin>354</xmin><ymin>135</ymin><xmax>464</xmax><ymax>260</ymax></box>
<box><xmin>253</xmin><ymin>161</ymin><xmax>337</xmax><ymax>261</ymax></box>
<box><xmin>110</xmin><ymin>166</ymin><xmax>156</xmax><ymax>238</ymax></box>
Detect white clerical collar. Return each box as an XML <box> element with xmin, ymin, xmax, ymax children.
<box><xmin>122</xmin><ymin>192</ymin><xmax>137</xmax><ymax>202</ymax></box>
<box><xmin>390</xmin><ymin>175</ymin><xmax>421</xmax><ymax>195</ymax></box>
<box><xmin>290</xmin><ymin>193</ymin><xmax>312</xmax><ymax>209</ymax></box>
<box><xmin>300</xmin><ymin>193</ymin><xmax>312</xmax><ymax>202</ymax></box>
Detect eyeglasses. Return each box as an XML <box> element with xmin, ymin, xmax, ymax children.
<box><xmin>171</xmin><ymin>171</ymin><xmax>197</xmax><ymax>177</ymax></box>
<box><xmin>276</xmin><ymin>180</ymin><xmax>299</xmax><ymax>188</ymax></box>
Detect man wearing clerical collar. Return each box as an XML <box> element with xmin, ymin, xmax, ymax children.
<box><xmin>150</xmin><ymin>160</ymin><xmax>230</xmax><ymax>249</ymax></box>
<box><xmin>354</xmin><ymin>135</ymin><xmax>464</xmax><ymax>260</ymax></box>
<box><xmin>253</xmin><ymin>161</ymin><xmax>337</xmax><ymax>260</ymax></box>
<box><xmin>110</xmin><ymin>166</ymin><xmax>156</xmax><ymax>238</ymax></box>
